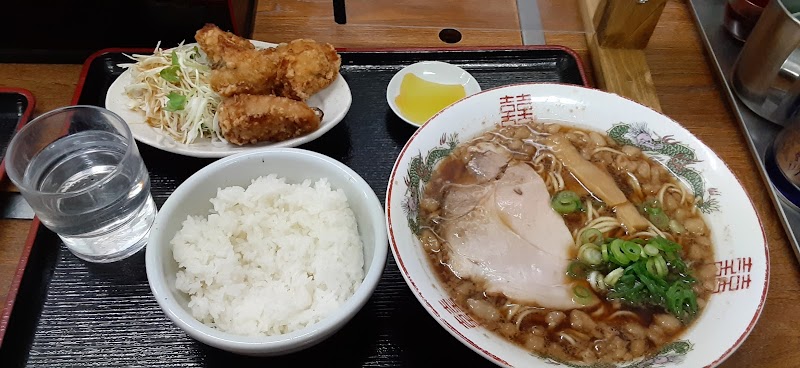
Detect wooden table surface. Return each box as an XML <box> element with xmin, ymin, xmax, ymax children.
<box><xmin>0</xmin><ymin>0</ymin><xmax>798</xmax><ymax>366</ymax></box>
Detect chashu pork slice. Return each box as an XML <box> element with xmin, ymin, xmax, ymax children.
<box><xmin>442</xmin><ymin>163</ymin><xmax>593</xmax><ymax>310</ymax></box>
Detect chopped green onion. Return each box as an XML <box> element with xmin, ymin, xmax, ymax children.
<box><xmin>649</xmin><ymin>237</ymin><xmax>681</xmax><ymax>253</ymax></box>
<box><xmin>621</xmin><ymin>241</ymin><xmax>642</xmax><ymax>262</ymax></box>
<box><xmin>572</xmin><ymin>285</ymin><xmax>596</xmax><ymax>306</ymax></box>
<box><xmin>668</xmin><ymin>256</ymin><xmax>689</xmax><ymax>274</ymax></box>
<box><xmin>160</xmin><ymin>65</ymin><xmax>180</xmax><ymax>83</ymax></box>
<box><xmin>609</xmin><ymin>239</ymin><xmax>630</xmax><ymax>265</ymax></box>
<box><xmin>567</xmin><ymin>261</ymin><xmax>588</xmax><ymax>279</ymax></box>
<box><xmin>604</xmin><ymin>267</ymin><xmax>624</xmax><ymax>287</ymax></box>
<box><xmin>666</xmin><ymin>282</ymin><xmax>698</xmax><ymax>323</ymax></box>
<box><xmin>588</xmin><ymin>271</ymin><xmax>607</xmax><ymax>292</ymax></box>
<box><xmin>646</xmin><ymin>257</ymin><xmax>657</xmax><ymax>276</ymax></box>
<box><xmin>653</xmin><ymin>255</ymin><xmax>668</xmax><ymax>278</ymax></box>
<box><xmin>668</xmin><ymin>219</ymin><xmax>685</xmax><ymax>234</ymax></box>
<box><xmin>643</xmin><ymin>243</ymin><xmax>660</xmax><ymax>256</ymax></box>
<box><xmin>165</xmin><ymin>92</ymin><xmax>187</xmax><ymax>112</ymax></box>
<box><xmin>642</xmin><ymin>199</ymin><xmax>661</xmax><ymax>211</ymax></box>
<box><xmin>641</xmin><ymin>200</ymin><xmax>670</xmax><ymax>229</ymax></box>
<box><xmin>568</xmin><ymin>234</ymin><xmax>697</xmax><ymax>323</ymax></box>
<box><xmin>579</xmin><ymin>243</ymin><xmax>603</xmax><ymax>265</ymax></box>
<box><xmin>580</xmin><ymin>228</ymin><xmax>603</xmax><ymax>246</ymax></box>
<box><xmin>551</xmin><ymin>190</ymin><xmax>582</xmax><ymax>214</ymax></box>
<box><xmin>649</xmin><ymin>211</ymin><xmax>670</xmax><ymax>230</ymax></box>
<box><xmin>635</xmin><ymin>266</ymin><xmax>666</xmax><ymax>298</ymax></box>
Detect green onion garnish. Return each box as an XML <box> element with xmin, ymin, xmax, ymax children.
<box><xmin>649</xmin><ymin>211</ymin><xmax>670</xmax><ymax>230</ymax></box>
<box><xmin>653</xmin><ymin>255</ymin><xmax>668</xmax><ymax>277</ymax></box>
<box><xmin>604</xmin><ymin>267</ymin><xmax>624</xmax><ymax>287</ymax></box>
<box><xmin>668</xmin><ymin>219</ymin><xmax>685</xmax><ymax>234</ymax></box>
<box><xmin>643</xmin><ymin>243</ymin><xmax>660</xmax><ymax>257</ymax></box>
<box><xmin>572</xmin><ymin>285</ymin><xmax>596</xmax><ymax>306</ymax></box>
<box><xmin>568</xmin><ymin>235</ymin><xmax>699</xmax><ymax>324</ymax></box>
<box><xmin>666</xmin><ymin>282</ymin><xmax>698</xmax><ymax>323</ymax></box>
<box><xmin>580</xmin><ymin>228</ymin><xmax>603</xmax><ymax>246</ymax></box>
<box><xmin>551</xmin><ymin>190</ymin><xmax>582</xmax><ymax>214</ymax></box>
<box><xmin>609</xmin><ymin>239</ymin><xmax>630</xmax><ymax>265</ymax></box>
<box><xmin>641</xmin><ymin>200</ymin><xmax>670</xmax><ymax>230</ymax></box>
<box><xmin>579</xmin><ymin>243</ymin><xmax>603</xmax><ymax>265</ymax></box>
<box><xmin>621</xmin><ymin>241</ymin><xmax>642</xmax><ymax>262</ymax></box>
<box><xmin>567</xmin><ymin>260</ymin><xmax>588</xmax><ymax>279</ymax></box>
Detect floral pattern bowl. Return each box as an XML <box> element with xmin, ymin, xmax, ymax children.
<box><xmin>384</xmin><ymin>83</ymin><xmax>769</xmax><ymax>367</ymax></box>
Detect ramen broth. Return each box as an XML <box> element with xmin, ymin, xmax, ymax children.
<box><xmin>416</xmin><ymin>121</ymin><xmax>716</xmax><ymax>363</ymax></box>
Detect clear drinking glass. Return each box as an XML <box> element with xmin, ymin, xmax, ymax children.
<box><xmin>4</xmin><ymin>105</ymin><xmax>157</xmax><ymax>263</ymax></box>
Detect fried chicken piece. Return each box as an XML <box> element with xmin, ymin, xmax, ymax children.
<box><xmin>218</xmin><ymin>94</ymin><xmax>322</xmax><ymax>145</ymax></box>
<box><xmin>196</xmin><ymin>24</ymin><xmax>280</xmax><ymax>97</ymax></box>
<box><xmin>195</xmin><ymin>23</ymin><xmax>255</xmax><ymax>67</ymax></box>
<box><xmin>209</xmin><ymin>48</ymin><xmax>280</xmax><ymax>97</ymax></box>
<box><xmin>195</xmin><ymin>24</ymin><xmax>341</xmax><ymax>100</ymax></box>
<box><xmin>272</xmin><ymin>39</ymin><xmax>342</xmax><ymax>101</ymax></box>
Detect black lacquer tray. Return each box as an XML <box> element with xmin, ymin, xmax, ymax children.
<box><xmin>0</xmin><ymin>88</ymin><xmax>34</xmax><ymax>181</ymax></box>
<box><xmin>0</xmin><ymin>47</ymin><xmax>588</xmax><ymax>367</ymax></box>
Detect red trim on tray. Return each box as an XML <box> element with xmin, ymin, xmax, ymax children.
<box><xmin>0</xmin><ymin>218</ymin><xmax>41</xmax><ymax>347</ymax></box>
<box><xmin>71</xmin><ymin>48</ymin><xmax>153</xmax><ymax>106</ymax></box>
<box><xmin>0</xmin><ymin>87</ymin><xmax>35</xmax><ymax>346</ymax></box>
<box><xmin>0</xmin><ymin>87</ymin><xmax>35</xmax><ymax>181</ymax></box>
<box><xmin>1</xmin><ymin>48</ymin><xmax>153</xmax><ymax>347</ymax></box>
<box><xmin>335</xmin><ymin>45</ymin><xmax>590</xmax><ymax>88</ymax></box>
<box><xmin>387</xmin><ymin>82</ymin><xmax>770</xmax><ymax>368</ymax></box>
<box><xmin>0</xmin><ymin>49</ymin><xmax>152</xmax><ymax>347</ymax></box>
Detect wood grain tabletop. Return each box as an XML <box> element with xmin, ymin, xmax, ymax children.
<box><xmin>0</xmin><ymin>0</ymin><xmax>797</xmax><ymax>366</ymax></box>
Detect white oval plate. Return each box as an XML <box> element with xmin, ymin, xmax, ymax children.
<box><xmin>386</xmin><ymin>83</ymin><xmax>769</xmax><ymax>367</ymax></box>
<box><xmin>105</xmin><ymin>40</ymin><xmax>352</xmax><ymax>158</ymax></box>
<box><xmin>386</xmin><ymin>61</ymin><xmax>481</xmax><ymax>127</ymax></box>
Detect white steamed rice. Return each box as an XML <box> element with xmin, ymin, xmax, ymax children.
<box><xmin>171</xmin><ymin>174</ymin><xmax>364</xmax><ymax>337</ymax></box>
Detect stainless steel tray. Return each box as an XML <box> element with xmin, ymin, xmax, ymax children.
<box><xmin>688</xmin><ymin>0</ymin><xmax>800</xmax><ymax>261</ymax></box>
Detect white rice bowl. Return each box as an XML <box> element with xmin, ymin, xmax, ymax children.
<box><xmin>171</xmin><ymin>175</ymin><xmax>364</xmax><ymax>337</ymax></box>
<box><xmin>146</xmin><ymin>148</ymin><xmax>387</xmax><ymax>356</ymax></box>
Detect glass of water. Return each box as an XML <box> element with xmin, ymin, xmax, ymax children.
<box><xmin>4</xmin><ymin>105</ymin><xmax>157</xmax><ymax>263</ymax></box>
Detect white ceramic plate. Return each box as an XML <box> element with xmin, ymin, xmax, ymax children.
<box><xmin>386</xmin><ymin>61</ymin><xmax>481</xmax><ymax>127</ymax></box>
<box><xmin>385</xmin><ymin>83</ymin><xmax>769</xmax><ymax>367</ymax></box>
<box><xmin>105</xmin><ymin>40</ymin><xmax>352</xmax><ymax>158</ymax></box>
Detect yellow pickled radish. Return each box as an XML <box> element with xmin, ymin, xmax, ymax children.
<box><xmin>394</xmin><ymin>73</ymin><xmax>466</xmax><ymax>125</ymax></box>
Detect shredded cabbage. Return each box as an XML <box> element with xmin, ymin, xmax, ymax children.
<box><xmin>120</xmin><ymin>42</ymin><xmax>224</xmax><ymax>144</ymax></box>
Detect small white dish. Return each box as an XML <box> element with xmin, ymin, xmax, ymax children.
<box><xmin>105</xmin><ymin>40</ymin><xmax>352</xmax><ymax>159</ymax></box>
<box><xmin>386</xmin><ymin>61</ymin><xmax>480</xmax><ymax>127</ymax></box>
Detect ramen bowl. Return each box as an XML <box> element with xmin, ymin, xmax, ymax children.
<box><xmin>385</xmin><ymin>83</ymin><xmax>768</xmax><ymax>367</ymax></box>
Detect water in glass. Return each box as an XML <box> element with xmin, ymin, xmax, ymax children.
<box><xmin>23</xmin><ymin>130</ymin><xmax>156</xmax><ymax>261</ymax></box>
